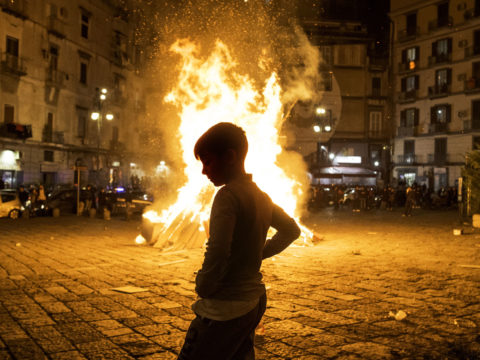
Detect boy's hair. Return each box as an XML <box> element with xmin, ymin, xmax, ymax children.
<box><xmin>194</xmin><ymin>122</ymin><xmax>248</xmax><ymax>161</ymax></box>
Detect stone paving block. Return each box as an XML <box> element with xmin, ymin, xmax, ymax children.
<box><xmin>101</xmin><ymin>327</ymin><xmax>134</xmax><ymax>337</ymax></box>
<box><xmin>340</xmin><ymin>342</ymin><xmax>394</xmax><ymax>359</ymax></box>
<box><xmin>298</xmin><ymin>309</ymin><xmax>357</xmax><ymax>325</ymax></box>
<box><xmin>134</xmin><ymin>323</ymin><xmax>175</xmax><ymax>337</ymax></box>
<box><xmin>55</xmin><ymin>322</ymin><xmax>104</xmax><ymax>344</ymax></box>
<box><xmin>266</xmin><ymin>320</ymin><xmax>324</xmax><ymax>339</ymax></box>
<box><xmin>4</xmin><ymin>338</ymin><xmax>48</xmax><ymax>359</ymax></box>
<box><xmin>260</xmin><ymin>341</ymin><xmax>306</xmax><ymax>358</ymax></box>
<box><xmin>41</xmin><ymin>301</ymin><xmax>72</xmax><ymax>314</ymax></box>
<box><xmin>109</xmin><ymin>333</ymin><xmax>164</xmax><ymax>357</ymax></box>
<box><xmin>0</xmin><ymin>349</ymin><xmax>12</xmax><ymax>359</ymax></box>
<box><xmin>150</xmin><ymin>330</ymin><xmax>185</xmax><ymax>350</ymax></box>
<box><xmin>137</xmin><ymin>351</ymin><xmax>177</xmax><ymax>359</ymax></box>
<box><xmin>89</xmin><ymin>319</ymin><xmax>123</xmax><ymax>330</ymax></box>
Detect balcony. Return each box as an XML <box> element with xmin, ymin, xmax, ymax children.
<box><xmin>397</xmin><ymin>126</ymin><xmax>419</xmax><ymax>137</ymax></box>
<box><xmin>447</xmin><ymin>153</ymin><xmax>466</xmax><ymax>163</ymax></box>
<box><xmin>464</xmin><ymin>8</ymin><xmax>480</xmax><ymax>20</ymax></box>
<box><xmin>464</xmin><ymin>77</ymin><xmax>480</xmax><ymax>93</ymax></box>
<box><xmin>428</xmin><ymin>16</ymin><xmax>453</xmax><ymax>32</ymax></box>
<box><xmin>0</xmin><ymin>0</ymin><xmax>27</xmax><ymax>18</ymax></box>
<box><xmin>428</xmin><ymin>53</ymin><xmax>451</xmax><ymax>66</ymax></box>
<box><xmin>398</xmin><ymin>90</ymin><xmax>417</xmax><ymax>103</ymax></box>
<box><xmin>398</xmin><ymin>60</ymin><xmax>418</xmax><ymax>73</ymax></box>
<box><xmin>396</xmin><ymin>154</ymin><xmax>418</xmax><ymax>165</ymax></box>
<box><xmin>45</xmin><ymin>68</ymin><xmax>65</xmax><ymax>87</ymax></box>
<box><xmin>397</xmin><ymin>27</ymin><xmax>420</xmax><ymax>42</ymax></box>
<box><xmin>0</xmin><ymin>52</ymin><xmax>26</xmax><ymax>76</ymax></box>
<box><xmin>465</xmin><ymin>119</ymin><xmax>480</xmax><ymax>130</ymax></box>
<box><xmin>428</xmin><ymin>83</ymin><xmax>450</xmax><ymax>98</ymax></box>
<box><xmin>464</xmin><ymin>46</ymin><xmax>480</xmax><ymax>58</ymax></box>
<box><xmin>0</xmin><ymin>123</ymin><xmax>32</xmax><ymax>140</ymax></box>
<box><xmin>47</xmin><ymin>15</ymin><xmax>66</xmax><ymax>38</ymax></box>
<box><xmin>429</xmin><ymin>122</ymin><xmax>449</xmax><ymax>134</ymax></box>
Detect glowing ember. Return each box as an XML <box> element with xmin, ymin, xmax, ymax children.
<box><xmin>141</xmin><ymin>39</ymin><xmax>313</xmax><ymax>249</ymax></box>
<box><xmin>135</xmin><ymin>235</ymin><xmax>147</xmax><ymax>245</ymax></box>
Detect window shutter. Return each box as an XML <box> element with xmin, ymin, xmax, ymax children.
<box><xmin>400</xmin><ymin>110</ymin><xmax>406</xmax><ymax>127</ymax></box>
<box><xmin>401</xmin><ymin>77</ymin><xmax>406</xmax><ymax>92</ymax></box>
<box><xmin>414</xmin><ymin>108</ymin><xmax>419</xmax><ymax>126</ymax></box>
<box><xmin>431</xmin><ymin>107</ymin><xmax>436</xmax><ymax>124</ymax></box>
<box><xmin>432</xmin><ymin>41</ymin><xmax>437</xmax><ymax>57</ymax></box>
<box><xmin>447</xmin><ymin>68</ymin><xmax>452</xmax><ymax>84</ymax></box>
<box><xmin>447</xmin><ymin>38</ymin><xmax>452</xmax><ymax>53</ymax></box>
<box><xmin>415</xmin><ymin>46</ymin><xmax>420</xmax><ymax>61</ymax></box>
<box><xmin>402</xmin><ymin>49</ymin><xmax>406</xmax><ymax>63</ymax></box>
<box><xmin>446</xmin><ymin>104</ymin><xmax>451</xmax><ymax>122</ymax></box>
<box><xmin>414</xmin><ymin>75</ymin><xmax>419</xmax><ymax>89</ymax></box>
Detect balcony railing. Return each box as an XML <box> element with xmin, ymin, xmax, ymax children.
<box><xmin>398</xmin><ymin>60</ymin><xmax>418</xmax><ymax>72</ymax></box>
<box><xmin>0</xmin><ymin>52</ymin><xmax>26</xmax><ymax>76</ymax></box>
<box><xmin>428</xmin><ymin>53</ymin><xmax>452</xmax><ymax>66</ymax></box>
<box><xmin>47</xmin><ymin>15</ymin><xmax>66</xmax><ymax>38</ymax></box>
<box><xmin>0</xmin><ymin>123</ymin><xmax>32</xmax><ymax>139</ymax></box>
<box><xmin>464</xmin><ymin>119</ymin><xmax>471</xmax><ymax>131</ymax></box>
<box><xmin>428</xmin><ymin>16</ymin><xmax>453</xmax><ymax>32</ymax></box>
<box><xmin>447</xmin><ymin>153</ymin><xmax>466</xmax><ymax>163</ymax></box>
<box><xmin>398</xmin><ymin>90</ymin><xmax>417</xmax><ymax>103</ymax></box>
<box><xmin>464</xmin><ymin>46</ymin><xmax>480</xmax><ymax>58</ymax></box>
<box><xmin>428</xmin><ymin>83</ymin><xmax>450</xmax><ymax>98</ymax></box>
<box><xmin>397</xmin><ymin>27</ymin><xmax>420</xmax><ymax>42</ymax></box>
<box><xmin>397</xmin><ymin>126</ymin><xmax>419</xmax><ymax>137</ymax></box>
<box><xmin>464</xmin><ymin>77</ymin><xmax>480</xmax><ymax>92</ymax></box>
<box><xmin>396</xmin><ymin>154</ymin><xmax>417</xmax><ymax>164</ymax></box>
<box><xmin>45</xmin><ymin>68</ymin><xmax>65</xmax><ymax>87</ymax></box>
<box><xmin>0</xmin><ymin>0</ymin><xmax>27</xmax><ymax>18</ymax></box>
<box><xmin>464</xmin><ymin>8</ymin><xmax>480</xmax><ymax>20</ymax></box>
<box><xmin>429</xmin><ymin>122</ymin><xmax>449</xmax><ymax>134</ymax></box>
<box><xmin>465</xmin><ymin>119</ymin><xmax>480</xmax><ymax>130</ymax></box>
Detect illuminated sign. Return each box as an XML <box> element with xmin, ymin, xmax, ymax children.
<box><xmin>335</xmin><ymin>156</ymin><xmax>362</xmax><ymax>164</ymax></box>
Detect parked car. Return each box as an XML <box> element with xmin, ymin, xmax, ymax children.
<box><xmin>0</xmin><ymin>190</ymin><xmax>22</xmax><ymax>219</ymax></box>
<box><xmin>45</xmin><ymin>188</ymin><xmax>87</xmax><ymax>214</ymax></box>
<box><xmin>110</xmin><ymin>189</ymin><xmax>153</xmax><ymax>214</ymax></box>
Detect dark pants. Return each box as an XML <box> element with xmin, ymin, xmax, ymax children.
<box><xmin>177</xmin><ymin>293</ymin><xmax>267</xmax><ymax>360</ymax></box>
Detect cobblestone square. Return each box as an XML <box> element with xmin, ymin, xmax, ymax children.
<box><xmin>0</xmin><ymin>209</ymin><xmax>479</xmax><ymax>359</ymax></box>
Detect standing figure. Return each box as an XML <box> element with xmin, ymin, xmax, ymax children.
<box><xmin>177</xmin><ymin>123</ymin><xmax>300</xmax><ymax>360</ymax></box>
<box><xmin>403</xmin><ymin>186</ymin><xmax>416</xmax><ymax>216</ymax></box>
<box><xmin>37</xmin><ymin>185</ymin><xmax>47</xmax><ymax>214</ymax></box>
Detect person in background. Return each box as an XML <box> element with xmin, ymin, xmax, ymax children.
<box><xmin>18</xmin><ymin>185</ymin><xmax>29</xmax><ymax>209</ymax></box>
<box><xmin>37</xmin><ymin>185</ymin><xmax>47</xmax><ymax>215</ymax></box>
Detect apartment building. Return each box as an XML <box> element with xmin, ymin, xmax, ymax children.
<box><xmin>287</xmin><ymin>16</ymin><xmax>391</xmax><ymax>186</ymax></box>
<box><xmin>391</xmin><ymin>0</ymin><xmax>480</xmax><ymax>190</ymax></box>
<box><xmin>0</xmin><ymin>0</ymin><xmax>145</xmax><ymax>189</ymax></box>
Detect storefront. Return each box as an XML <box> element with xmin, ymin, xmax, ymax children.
<box><xmin>0</xmin><ymin>149</ymin><xmax>22</xmax><ymax>189</ymax></box>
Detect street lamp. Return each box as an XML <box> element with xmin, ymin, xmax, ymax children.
<box><xmin>91</xmin><ymin>88</ymin><xmax>114</xmax><ymax>186</ymax></box>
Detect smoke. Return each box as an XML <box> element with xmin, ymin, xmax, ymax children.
<box><xmin>123</xmin><ymin>0</ymin><xmax>321</xmax><ymax>209</ymax></box>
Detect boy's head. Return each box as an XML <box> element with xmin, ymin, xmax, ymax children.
<box><xmin>194</xmin><ymin>122</ymin><xmax>248</xmax><ymax>186</ymax></box>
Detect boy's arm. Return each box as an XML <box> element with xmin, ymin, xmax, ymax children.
<box><xmin>262</xmin><ymin>204</ymin><xmax>301</xmax><ymax>259</ymax></box>
<box><xmin>195</xmin><ymin>189</ymin><xmax>236</xmax><ymax>298</ymax></box>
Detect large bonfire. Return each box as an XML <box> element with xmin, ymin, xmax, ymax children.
<box><xmin>139</xmin><ymin>39</ymin><xmax>313</xmax><ymax>250</ymax></box>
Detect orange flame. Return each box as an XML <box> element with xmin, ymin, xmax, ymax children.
<box><xmin>143</xmin><ymin>39</ymin><xmax>313</xmax><ymax>248</ymax></box>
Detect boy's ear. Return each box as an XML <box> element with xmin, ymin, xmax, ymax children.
<box><xmin>224</xmin><ymin>149</ymin><xmax>238</xmax><ymax>165</ymax></box>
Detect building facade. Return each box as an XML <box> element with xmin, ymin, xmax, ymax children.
<box><xmin>286</xmin><ymin>16</ymin><xmax>391</xmax><ymax>186</ymax></box>
<box><xmin>390</xmin><ymin>0</ymin><xmax>480</xmax><ymax>190</ymax></box>
<box><xmin>0</xmin><ymin>0</ymin><xmax>145</xmax><ymax>190</ymax></box>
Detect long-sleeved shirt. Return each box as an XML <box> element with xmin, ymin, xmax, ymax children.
<box><xmin>192</xmin><ymin>174</ymin><xmax>300</xmax><ymax>320</ymax></box>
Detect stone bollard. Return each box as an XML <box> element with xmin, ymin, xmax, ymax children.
<box><xmin>473</xmin><ymin>214</ymin><xmax>480</xmax><ymax>228</ymax></box>
<box><xmin>77</xmin><ymin>201</ymin><xmax>84</xmax><ymax>216</ymax></box>
<box><xmin>89</xmin><ymin>208</ymin><xmax>96</xmax><ymax>219</ymax></box>
<box><xmin>103</xmin><ymin>209</ymin><xmax>111</xmax><ymax>220</ymax></box>
<box><xmin>52</xmin><ymin>208</ymin><xmax>60</xmax><ymax>218</ymax></box>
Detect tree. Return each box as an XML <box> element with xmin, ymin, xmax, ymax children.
<box><xmin>462</xmin><ymin>149</ymin><xmax>480</xmax><ymax>214</ymax></box>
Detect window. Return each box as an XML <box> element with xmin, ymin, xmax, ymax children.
<box><xmin>319</xmin><ymin>72</ymin><xmax>332</xmax><ymax>91</ymax></box>
<box><xmin>44</xmin><ymin>112</ymin><xmax>53</xmax><ymax>142</ymax></box>
<box><xmin>319</xmin><ymin>46</ymin><xmax>332</xmax><ymax>64</ymax></box>
<box><xmin>406</xmin><ymin>13</ymin><xmax>417</xmax><ymax>36</ymax></box>
<box><xmin>81</xmin><ymin>12</ymin><xmax>89</xmax><ymax>39</ymax></box>
<box><xmin>403</xmin><ymin>75</ymin><xmax>418</xmax><ymax>92</ymax></box>
<box><xmin>473</xmin><ymin>136</ymin><xmax>480</xmax><ymax>149</ymax></box>
<box><xmin>432</xmin><ymin>38</ymin><xmax>452</xmax><ymax>62</ymax></box>
<box><xmin>401</xmin><ymin>108</ymin><xmax>419</xmax><ymax>127</ymax></box>
<box><xmin>404</xmin><ymin>140</ymin><xmax>415</xmax><ymax>163</ymax></box>
<box><xmin>473</xmin><ymin>99</ymin><xmax>480</xmax><ymax>129</ymax></box>
<box><xmin>3</xmin><ymin>105</ymin><xmax>14</xmax><ymax>123</ymax></box>
<box><xmin>6</xmin><ymin>36</ymin><xmax>19</xmax><ymax>56</ymax></box>
<box><xmin>401</xmin><ymin>46</ymin><xmax>419</xmax><ymax>70</ymax></box>
<box><xmin>80</xmin><ymin>62</ymin><xmax>87</xmax><ymax>84</ymax></box>
<box><xmin>434</xmin><ymin>138</ymin><xmax>447</xmax><ymax>163</ymax></box>
<box><xmin>431</xmin><ymin>104</ymin><xmax>451</xmax><ymax>123</ymax></box>
<box><xmin>435</xmin><ymin>68</ymin><xmax>451</xmax><ymax>87</ymax></box>
<box><xmin>369</xmin><ymin>111</ymin><xmax>382</xmax><ymax>134</ymax></box>
<box><xmin>112</xmin><ymin>126</ymin><xmax>119</xmax><ymax>142</ymax></box>
<box><xmin>49</xmin><ymin>45</ymin><xmax>58</xmax><ymax>71</ymax></box>
<box><xmin>44</xmin><ymin>150</ymin><xmax>54</xmax><ymax>162</ymax></box>
<box><xmin>76</xmin><ymin>107</ymin><xmax>88</xmax><ymax>138</ymax></box>
<box><xmin>372</xmin><ymin>77</ymin><xmax>381</xmax><ymax>97</ymax></box>
<box><xmin>437</xmin><ymin>2</ymin><xmax>449</xmax><ymax>27</ymax></box>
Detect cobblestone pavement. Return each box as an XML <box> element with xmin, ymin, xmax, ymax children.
<box><xmin>0</xmin><ymin>208</ymin><xmax>479</xmax><ymax>359</ymax></box>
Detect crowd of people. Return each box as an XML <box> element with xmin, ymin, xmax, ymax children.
<box><xmin>307</xmin><ymin>183</ymin><xmax>459</xmax><ymax>215</ymax></box>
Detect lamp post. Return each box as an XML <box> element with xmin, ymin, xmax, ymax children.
<box><xmin>91</xmin><ymin>88</ymin><xmax>114</xmax><ymax>186</ymax></box>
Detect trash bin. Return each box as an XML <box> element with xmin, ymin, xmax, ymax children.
<box><xmin>52</xmin><ymin>208</ymin><xmax>60</xmax><ymax>218</ymax></box>
<box><xmin>89</xmin><ymin>208</ymin><xmax>96</xmax><ymax>218</ymax></box>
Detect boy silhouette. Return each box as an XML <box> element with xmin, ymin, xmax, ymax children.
<box><xmin>177</xmin><ymin>122</ymin><xmax>301</xmax><ymax>360</ymax></box>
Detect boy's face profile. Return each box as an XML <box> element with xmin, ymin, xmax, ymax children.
<box><xmin>199</xmin><ymin>150</ymin><xmax>236</xmax><ymax>187</ymax></box>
